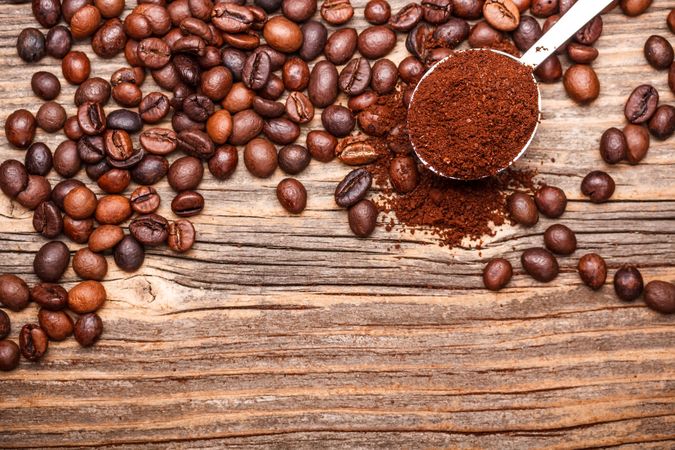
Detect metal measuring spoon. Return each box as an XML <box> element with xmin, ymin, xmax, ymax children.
<box><xmin>408</xmin><ymin>0</ymin><xmax>616</xmax><ymax>181</ymax></box>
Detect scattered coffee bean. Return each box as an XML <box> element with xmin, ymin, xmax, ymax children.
<box><xmin>0</xmin><ymin>274</ymin><xmax>30</xmax><ymax>312</ymax></box>
<box><xmin>335</xmin><ymin>168</ymin><xmax>372</xmax><ymax>208</ymax></box>
<box><xmin>74</xmin><ymin>313</ymin><xmax>103</xmax><ymax>347</ymax></box>
<box><xmin>25</xmin><ymin>142</ymin><xmax>52</xmax><ymax>176</ymax></box>
<box><xmin>31</xmin><ymin>71</ymin><xmax>61</xmax><ymax>101</ymax></box>
<box><xmin>581</xmin><ymin>170</ymin><xmax>615</xmax><ymax>203</ymax></box>
<box><xmin>348</xmin><ymin>199</ymin><xmax>378</xmax><ymax>237</ymax></box>
<box><xmin>114</xmin><ymin>235</ymin><xmax>145</xmax><ymax>272</ymax></box>
<box><xmin>648</xmin><ymin>104</ymin><xmax>675</xmax><ymax>140</ymax></box>
<box><xmin>168</xmin><ymin>156</ymin><xmax>204</xmax><ymax>191</ymax></box>
<box><xmin>88</xmin><ymin>224</ymin><xmax>125</xmax><ymax>253</ymax></box>
<box><xmin>168</xmin><ymin>219</ymin><xmax>196</xmax><ymax>252</ymax></box>
<box><xmin>17</xmin><ymin>28</ymin><xmax>45</xmax><ymax>63</ymax></box>
<box><xmin>276</xmin><ymin>178</ymin><xmax>307</xmax><ymax>214</ymax></box>
<box><xmin>45</xmin><ymin>25</ymin><xmax>72</xmax><ymax>58</ymax></box>
<box><xmin>33</xmin><ymin>201</ymin><xmax>63</xmax><ymax>238</ymax></box>
<box><xmin>278</xmin><ymin>144</ymin><xmax>311</xmax><ymax>175</ymax></box>
<box><xmin>19</xmin><ymin>323</ymin><xmax>48</xmax><ymax>361</ymax></box>
<box><xmin>544</xmin><ymin>224</ymin><xmax>577</xmax><ymax>255</ymax></box>
<box><xmin>614</xmin><ymin>265</ymin><xmax>644</xmax><ymax>301</ymax></box>
<box><xmin>322</xmin><ymin>105</ymin><xmax>355</xmax><ymax>138</ymax></box>
<box><xmin>365</xmin><ymin>0</ymin><xmax>391</xmax><ymax>24</ymax></box>
<box><xmin>0</xmin><ymin>340</ymin><xmax>20</xmax><ymax>371</ymax></box>
<box><xmin>358</xmin><ymin>25</ymin><xmax>397</xmax><ymax>59</ymax></box>
<box><xmin>130</xmin><ymin>214</ymin><xmax>169</xmax><ymax>246</ymax></box>
<box><xmin>563</xmin><ymin>64</ymin><xmax>600</xmax><ymax>104</ymax></box>
<box><xmin>599</xmin><ymin>127</ymin><xmax>627</xmax><ymax>164</ymax></box>
<box><xmin>244</xmin><ymin>138</ymin><xmax>278</xmax><ymax>178</ymax></box>
<box><xmin>521</xmin><ymin>248</ymin><xmax>559</xmax><ymax>282</ymax></box>
<box><xmin>625</xmin><ymin>84</ymin><xmax>658</xmax><ymax>124</ymax></box>
<box><xmin>0</xmin><ymin>310</ymin><xmax>9</xmax><ymax>340</ymax></box>
<box><xmin>38</xmin><ymin>309</ymin><xmax>74</xmax><ymax>341</ymax></box>
<box><xmin>623</xmin><ymin>124</ymin><xmax>650</xmax><ymax>164</ymax></box>
<box><xmin>644</xmin><ymin>35</ymin><xmax>673</xmax><ymax>70</ymax></box>
<box><xmin>643</xmin><ymin>280</ymin><xmax>675</xmax><ymax>314</ymax></box>
<box><xmin>5</xmin><ymin>109</ymin><xmax>36</xmax><ymax>149</ymax></box>
<box><xmin>171</xmin><ymin>191</ymin><xmax>204</xmax><ymax>217</ymax></box>
<box><xmin>507</xmin><ymin>192</ymin><xmax>539</xmax><ymax>226</ymax></box>
<box><xmin>483</xmin><ymin>258</ymin><xmax>513</xmax><ymax>291</ymax></box>
<box><xmin>577</xmin><ymin>253</ymin><xmax>608</xmax><ymax>290</ymax></box>
<box><xmin>208</xmin><ymin>145</ymin><xmax>239</xmax><ymax>179</ymax></box>
<box><xmin>34</xmin><ymin>241</ymin><xmax>70</xmax><ymax>283</ymax></box>
<box><xmin>62</xmin><ymin>51</ymin><xmax>91</xmax><ymax>85</ymax></box>
<box><xmin>389</xmin><ymin>155</ymin><xmax>419</xmax><ymax>194</ymax></box>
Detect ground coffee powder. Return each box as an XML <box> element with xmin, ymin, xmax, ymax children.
<box><xmin>407</xmin><ymin>50</ymin><xmax>540</xmax><ymax>180</ymax></box>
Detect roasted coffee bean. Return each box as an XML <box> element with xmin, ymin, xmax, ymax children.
<box><xmin>130</xmin><ymin>214</ymin><xmax>169</xmax><ymax>246</ymax></box>
<box><xmin>263</xmin><ymin>16</ymin><xmax>303</xmax><ymax>53</ymax></box>
<box><xmin>137</xmin><ymin>37</ymin><xmax>171</xmax><ymax>69</ymax></box>
<box><xmin>644</xmin><ymin>35</ymin><xmax>673</xmax><ymax>69</ymax></box>
<box><xmin>130</xmin><ymin>155</ymin><xmax>168</xmax><ymax>185</ymax></box>
<box><xmin>398</xmin><ymin>56</ymin><xmax>425</xmax><ymax>84</ymax></box>
<box><xmin>68</xmin><ymin>280</ymin><xmax>106</xmax><ymax>314</ymax></box>
<box><xmin>19</xmin><ymin>324</ymin><xmax>48</xmax><ymax>361</ymax></box>
<box><xmin>106</xmin><ymin>110</ymin><xmax>142</xmax><ymax>133</ymax></box>
<box><xmin>483</xmin><ymin>0</ymin><xmax>520</xmax><ymax>32</ymax></box>
<box><xmin>64</xmin><ymin>116</ymin><xmax>84</xmax><ymax>141</ymax></box>
<box><xmin>173</xmin><ymin>111</ymin><xmax>205</xmax><ymax>133</ymax></box>
<box><xmin>97</xmin><ymin>169</ymin><xmax>130</xmax><ymax>194</ymax></box>
<box><xmin>31</xmin><ymin>282</ymin><xmax>68</xmax><ymax>311</ymax></box>
<box><xmin>172</xmin><ymin>35</ymin><xmax>206</xmax><ymax>56</ymax></box>
<box><xmin>281</xmin><ymin>0</ymin><xmax>316</xmax><ymax>22</ymax></box>
<box><xmin>623</xmin><ymin>124</ymin><xmax>650</xmax><ymax>164</ymax></box>
<box><xmin>299</xmin><ymin>20</ymin><xmax>327</xmax><ymax>61</ymax></box>
<box><xmin>365</xmin><ymin>0</ymin><xmax>391</xmax><ymax>24</ymax></box>
<box><xmin>16</xmin><ymin>175</ymin><xmax>52</xmax><ymax>210</ymax></box>
<box><xmin>544</xmin><ymin>224</ymin><xmax>577</xmax><ymax>255</ymax></box>
<box><xmin>70</xmin><ymin>4</ymin><xmax>101</xmax><ymax>39</ymax></box>
<box><xmin>577</xmin><ymin>253</ymin><xmax>607</xmax><ymax>290</ymax></box>
<box><xmin>253</xmin><ymin>97</ymin><xmax>286</xmax><ymax>119</ymax></box>
<box><xmin>168</xmin><ymin>156</ymin><xmax>203</xmax><ymax>191</ymax></box>
<box><xmin>31</xmin><ymin>71</ymin><xmax>61</xmax><ymax>101</ymax></box>
<box><xmin>137</xmin><ymin>92</ymin><xmax>170</xmax><ymax>124</ymax></box>
<box><xmin>36</xmin><ymin>101</ymin><xmax>67</xmax><ymax>133</ymax></box>
<box><xmin>321</xmin><ymin>0</ymin><xmax>353</xmax><ymax>25</ymax></box>
<box><xmin>284</xmin><ymin>92</ymin><xmax>314</xmax><ymax>125</ymax></box>
<box><xmin>507</xmin><ymin>192</ymin><xmax>538</xmax><ymax>226</ymax></box>
<box><xmin>33</xmin><ymin>201</ymin><xmax>62</xmax><ymax>238</ymax></box>
<box><xmin>358</xmin><ymin>26</ymin><xmax>396</xmax><ymax>59</ymax></box>
<box><xmin>0</xmin><ymin>311</ymin><xmax>9</xmax><ymax>340</ymax></box>
<box><xmin>572</xmin><ymin>15</ymin><xmax>602</xmax><ymax>47</ymax></box>
<box><xmin>255</xmin><ymin>0</ymin><xmax>283</xmax><ymax>13</ymax></box>
<box><xmin>243</xmin><ymin>138</ymin><xmax>277</xmax><ymax>178</ymax></box>
<box><xmin>112</xmin><ymin>82</ymin><xmax>142</xmax><ymax>107</ymax></box>
<box><xmin>347</xmin><ymin>91</ymin><xmax>379</xmax><ymax>112</ymax></box>
<box><xmin>38</xmin><ymin>309</ymin><xmax>74</xmax><ymax>341</ymax></box>
<box><xmin>74</xmin><ymin>313</ymin><xmax>103</xmax><ymax>347</ymax></box>
<box><xmin>75</xmin><ymin>78</ymin><xmax>111</xmax><ymax>106</ymax></box>
<box><xmin>0</xmin><ymin>340</ymin><xmax>20</xmax><ymax>371</ymax></box>
<box><xmin>620</xmin><ymin>0</ymin><xmax>651</xmax><ymax>17</ymax></box>
<box><xmin>644</xmin><ymin>280</ymin><xmax>675</xmax><ymax>314</ymax></box>
<box><xmin>534</xmin><ymin>185</ymin><xmax>566</xmax><ymax>218</ymax></box>
<box><xmin>17</xmin><ymin>28</ymin><xmax>46</xmax><ymax>63</ymax></box>
<box><xmin>95</xmin><ymin>195</ymin><xmax>132</xmax><ymax>225</ymax></box>
<box><xmin>511</xmin><ymin>15</ymin><xmax>541</xmax><ymax>51</ymax></box>
<box><xmin>599</xmin><ymin>127</ymin><xmax>627</xmax><ymax>164</ymax></box>
<box><xmin>51</xmin><ymin>179</ymin><xmax>83</xmax><ymax>210</ymax></box>
<box><xmin>220</xmin><ymin>48</ymin><xmax>247</xmax><ymax>81</ymax></box>
<box><xmin>168</xmin><ymin>219</ymin><xmax>196</xmax><ymax>252</ymax></box>
<box><xmin>111</xmin><ymin>67</ymin><xmax>145</xmax><ymax>87</ymax></box>
<box><xmin>104</xmin><ymin>129</ymin><xmax>133</xmax><ymax>161</ymax></box>
<box><xmin>306</xmin><ymin>130</ymin><xmax>337</xmax><ymax>162</ymax></box>
<box><xmin>324</xmin><ymin>28</ymin><xmax>358</xmax><ymax>65</ymax></box>
<box><xmin>242</xmin><ymin>52</ymin><xmax>271</xmax><ymax>90</ymax></box>
<box><xmin>73</xmin><ymin>248</ymin><xmax>108</xmax><ymax>281</ymax></box>
<box><xmin>53</xmin><ymin>140</ymin><xmax>81</xmax><ymax>177</ymax></box>
<box><xmin>171</xmin><ymin>191</ymin><xmax>204</xmax><ymax>217</ymax></box>
<box><xmin>276</xmin><ymin>178</ymin><xmax>307</xmax><ymax>214</ymax></box>
<box><xmin>370</xmin><ymin>59</ymin><xmax>398</xmax><ymax>95</ymax></box>
<box><xmin>208</xmin><ymin>145</ymin><xmax>238</xmax><ymax>179</ymax></box>
<box><xmin>625</xmin><ymin>84</ymin><xmax>659</xmax><ymax>124</ymax></box>
<box><xmin>483</xmin><ymin>258</ymin><xmax>513</xmax><ymax>291</ymax></box>
<box><xmin>140</xmin><ymin>128</ymin><xmax>177</xmax><ymax>155</ymax></box>
<box><xmin>648</xmin><ymin>104</ymin><xmax>675</xmax><ymax>140</ymax></box>
<box><xmin>322</xmin><ymin>105</ymin><xmax>355</xmax><ymax>138</ymax></box>
<box><xmin>348</xmin><ymin>199</ymin><xmax>377</xmax><ymax>237</ymax></box>
<box><xmin>130</xmin><ymin>186</ymin><xmax>161</xmax><ymax>215</ymax></box>
<box><xmin>25</xmin><ymin>142</ymin><xmax>53</xmax><ymax>176</ymax></box>
<box><xmin>282</xmin><ymin>57</ymin><xmax>310</xmax><ymax>91</ymax></box>
<box><xmin>337</xmin><ymin>135</ymin><xmax>379</xmax><ymax>165</ymax></box>
<box><xmin>389</xmin><ymin>156</ymin><xmax>419</xmax><ymax>194</ymax></box>
<box><xmin>222</xmin><ymin>83</ymin><xmax>255</xmax><ymax>114</ymax></box>
<box><xmin>534</xmin><ymin>55</ymin><xmax>563</xmax><ymax>83</ymax></box>
<box><xmin>339</xmin><ymin>58</ymin><xmax>372</xmax><ymax>97</ymax></box>
<box><xmin>308</xmin><ymin>61</ymin><xmax>339</xmax><ymax>108</ymax></box>
<box><xmin>614</xmin><ymin>265</ymin><xmax>644</xmax><ymax>301</ymax></box>
<box><xmin>521</xmin><ymin>248</ymin><xmax>559</xmax><ymax>282</ymax></box>
<box><xmin>5</xmin><ymin>109</ymin><xmax>36</xmax><ymax>149</ymax></box>
<box><xmin>531</xmin><ymin>0</ymin><xmax>559</xmax><ymax>17</ymax></box>
<box><xmin>63</xmin><ymin>185</ymin><xmax>97</xmax><ymax>220</ymax></box>
<box><xmin>581</xmin><ymin>170</ymin><xmax>615</xmax><ymax>203</ymax></box>
<box><xmin>77</xmin><ymin>135</ymin><xmax>105</xmax><ymax>164</ymax></box>
<box><xmin>389</xmin><ymin>3</ymin><xmax>422</xmax><ymax>31</ymax></box>
<box><xmin>229</xmin><ymin>110</ymin><xmax>264</xmax><ymax>145</ymax></box>
<box><xmin>33</xmin><ymin>0</ymin><xmax>62</xmax><ymax>28</ymax></box>
<box><xmin>77</xmin><ymin>102</ymin><xmax>106</xmax><ymax>136</ymax></box>
<box><xmin>88</xmin><ymin>224</ymin><xmax>125</xmax><ymax>252</ymax></box>
<box><xmin>151</xmin><ymin>62</ymin><xmax>181</xmax><ymax>91</ymax></box>
<box><xmin>567</xmin><ymin>42</ymin><xmax>599</xmax><ymax>64</ymax></box>
<box><xmin>92</xmin><ymin>18</ymin><xmax>126</xmax><ymax>58</ymax></box>
<box><xmin>45</xmin><ymin>25</ymin><xmax>73</xmax><ymax>59</ymax></box>
<box><xmin>335</xmin><ymin>168</ymin><xmax>372</xmax><ymax>208</ymax></box>
<box><xmin>62</xmin><ymin>51</ymin><xmax>91</xmax><ymax>85</ymax></box>
<box><xmin>563</xmin><ymin>64</ymin><xmax>600</xmax><ymax>104</ymax></box>
<box><xmin>114</xmin><ymin>235</ymin><xmax>145</xmax><ymax>272</ymax></box>
<box><xmin>277</xmin><ymin>144</ymin><xmax>311</xmax><ymax>175</ymax></box>
<box><xmin>422</xmin><ymin>0</ymin><xmax>453</xmax><ymax>24</ymax></box>
<box><xmin>96</xmin><ymin>0</ymin><xmax>125</xmax><ymax>18</ymax></box>
<box><xmin>0</xmin><ymin>274</ymin><xmax>30</xmax><ymax>312</ymax></box>
<box><xmin>211</xmin><ymin>2</ymin><xmax>254</xmax><ymax>33</ymax></box>
<box><xmin>200</xmin><ymin>66</ymin><xmax>233</xmax><ymax>102</ymax></box>
<box><xmin>63</xmin><ymin>216</ymin><xmax>94</xmax><ymax>244</ymax></box>
<box><xmin>433</xmin><ymin>18</ymin><xmax>470</xmax><ymax>49</ymax></box>
<box><xmin>34</xmin><ymin>241</ymin><xmax>70</xmax><ymax>283</ymax></box>
<box><xmin>263</xmin><ymin>118</ymin><xmax>300</xmax><ymax>145</ymax></box>
<box><xmin>177</xmin><ymin>129</ymin><xmax>215</xmax><ymax>159</ymax></box>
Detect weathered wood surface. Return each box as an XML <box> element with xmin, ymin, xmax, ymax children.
<box><xmin>0</xmin><ymin>1</ymin><xmax>674</xmax><ymax>448</ymax></box>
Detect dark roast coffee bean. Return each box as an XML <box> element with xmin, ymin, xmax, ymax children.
<box><xmin>51</xmin><ymin>179</ymin><xmax>83</xmax><ymax>210</ymax></box>
<box><xmin>114</xmin><ymin>235</ymin><xmax>145</xmax><ymax>272</ymax></box>
<box><xmin>106</xmin><ymin>109</ymin><xmax>142</xmax><ymax>133</ymax></box>
<box><xmin>255</xmin><ymin>0</ymin><xmax>283</xmax><ymax>13</ymax></box>
<box><xmin>38</xmin><ymin>309</ymin><xmax>74</xmax><ymax>341</ymax></box>
<box><xmin>339</xmin><ymin>58</ymin><xmax>372</xmax><ymax>97</ymax></box>
<box><xmin>77</xmin><ymin>102</ymin><xmax>106</xmax><ymax>136</ymax></box>
<box><xmin>544</xmin><ymin>224</ymin><xmax>577</xmax><ymax>255</ymax></box>
<box><xmin>512</xmin><ymin>15</ymin><xmax>542</xmax><ymax>51</ymax></box>
<box><xmin>17</xmin><ymin>28</ymin><xmax>46</xmax><ymax>63</ymax></box>
<box><xmin>389</xmin><ymin>156</ymin><xmax>419</xmax><ymax>194</ymax></box>
<box><xmin>337</xmin><ymin>135</ymin><xmax>380</xmax><ymax>165</ymax></box>
<box><xmin>229</xmin><ymin>110</ymin><xmax>264</xmax><ymax>145</ymax></box>
<box><xmin>281</xmin><ymin>0</ymin><xmax>316</xmax><ymax>22</ymax></box>
<box><xmin>531</xmin><ymin>0</ymin><xmax>559</xmax><ymax>17</ymax></box>
<box><xmin>623</xmin><ymin>124</ymin><xmax>650</xmax><ymax>164</ymax></box>
<box><xmin>33</xmin><ymin>201</ymin><xmax>62</xmax><ymax>238</ymax></box>
<box><xmin>211</xmin><ymin>2</ymin><xmax>254</xmax><ymax>33</ymax></box>
<box><xmin>74</xmin><ymin>313</ymin><xmax>103</xmax><ymax>347</ymax></box>
<box><xmin>0</xmin><ymin>340</ymin><xmax>20</xmax><ymax>371</ymax></box>
<box><xmin>208</xmin><ymin>145</ymin><xmax>238</xmax><ymax>179</ymax></box>
<box><xmin>614</xmin><ymin>265</ymin><xmax>644</xmax><ymax>301</ymax></box>
<box><xmin>25</xmin><ymin>142</ymin><xmax>53</xmax><ymax>176</ymax></box>
<box><xmin>321</xmin><ymin>0</ymin><xmax>353</xmax><ymax>25</ymax></box>
<box><xmin>0</xmin><ymin>274</ymin><xmax>30</xmax><ymax>312</ymax></box>
<box><xmin>574</xmin><ymin>15</ymin><xmax>602</xmax><ymax>45</ymax></box>
<box><xmin>16</xmin><ymin>175</ymin><xmax>52</xmax><ymax>210</ymax></box>
<box><xmin>171</xmin><ymin>191</ymin><xmax>204</xmax><ymax>217</ymax></box>
<box><xmin>389</xmin><ymin>3</ymin><xmax>423</xmax><ymax>32</ymax></box>
<box><xmin>371</xmin><ymin>59</ymin><xmax>398</xmax><ymax>95</ymax></box>
<box><xmin>19</xmin><ymin>324</ymin><xmax>48</xmax><ymax>361</ymax></box>
<box><xmin>365</xmin><ymin>0</ymin><xmax>391</xmax><ymax>24</ymax></box>
<box><xmin>130</xmin><ymin>155</ymin><xmax>169</xmax><ymax>185</ymax></box>
<box><xmin>137</xmin><ymin>37</ymin><xmax>171</xmax><ymax>69</ymax></box>
<box><xmin>139</xmin><ymin>92</ymin><xmax>170</xmax><ymax>124</ymax></box>
<box><xmin>335</xmin><ymin>168</ymin><xmax>372</xmax><ymax>208</ymax></box>
<box><xmin>507</xmin><ymin>192</ymin><xmax>538</xmax><ymax>226</ymax></box>
<box><xmin>599</xmin><ymin>127</ymin><xmax>627</xmax><ymax>164</ymax></box>
<box><xmin>644</xmin><ymin>35</ymin><xmax>674</xmax><ymax>70</ymax></box>
<box><xmin>285</xmin><ymin>92</ymin><xmax>314</xmax><ymax>124</ymax></box>
<box><xmin>168</xmin><ymin>219</ymin><xmax>196</xmax><ymax>252</ymax></box>
<box><xmin>322</xmin><ymin>105</ymin><xmax>355</xmax><ymax>138</ymax></box>
<box><xmin>567</xmin><ymin>42</ymin><xmax>599</xmax><ymax>64</ymax></box>
<box><xmin>534</xmin><ymin>185</ymin><xmax>566</xmax><ymax>218</ymax></box>
<box><xmin>324</xmin><ymin>28</ymin><xmax>358</xmax><ymax>65</ymax></box>
<box><xmin>648</xmin><ymin>104</ymin><xmax>675</xmax><ymax>140</ymax></box>
<box><xmin>53</xmin><ymin>140</ymin><xmax>81</xmax><ymax>177</ymax></box>
<box><xmin>306</xmin><ymin>130</ymin><xmax>337</xmax><ymax>162</ymax></box>
<box><xmin>358</xmin><ymin>26</ymin><xmax>396</xmax><ymax>59</ymax></box>
<box><xmin>483</xmin><ymin>258</ymin><xmax>513</xmax><ymax>291</ymax></box>
<box><xmin>282</xmin><ymin>57</ymin><xmax>310</xmax><ymax>91</ymax></box>
<box><xmin>244</xmin><ymin>138</ymin><xmax>278</xmax><ymax>178</ymax></box>
<box><xmin>348</xmin><ymin>199</ymin><xmax>377</xmax><ymax>237</ymax></box>
<box><xmin>221</xmin><ymin>48</ymin><xmax>247</xmax><ymax>81</ymax></box>
<box><xmin>263</xmin><ymin>118</ymin><xmax>300</xmax><ymax>145</ymax></box>
<box><xmin>563</xmin><ymin>64</ymin><xmax>600</xmax><ymax>104</ymax></box>
<box><xmin>278</xmin><ymin>144</ymin><xmax>311</xmax><ymax>175</ymax></box>
<box><xmin>112</xmin><ymin>82</ymin><xmax>142</xmax><ymax>107</ymax></box>
<box><xmin>581</xmin><ymin>170</ymin><xmax>615</xmax><ymax>203</ymax></box>
<box><xmin>625</xmin><ymin>85</ymin><xmax>659</xmax><ymax>124</ymax></box>
<box><xmin>177</xmin><ymin>129</ymin><xmax>215</xmax><ymax>159</ymax></box>
<box><xmin>62</xmin><ymin>51</ymin><xmax>91</xmax><ymax>85</ymax></box>
<box><xmin>130</xmin><ymin>214</ymin><xmax>169</xmax><ymax>246</ymax></box>
<box><xmin>104</xmin><ymin>129</ymin><xmax>133</xmax><ymax>161</ymax></box>
<box><xmin>242</xmin><ymin>51</ymin><xmax>271</xmax><ymax>90</ymax></box>
<box><xmin>92</xmin><ymin>18</ymin><xmax>126</xmax><ymax>58</ymax></box>
<box><xmin>32</xmin><ymin>0</ymin><xmax>61</xmax><ymax>28</ymax></box>
<box><xmin>577</xmin><ymin>253</ymin><xmax>607</xmax><ymax>290</ymax></box>
<box><xmin>168</xmin><ymin>156</ymin><xmax>203</xmax><ymax>191</ymax></box>
<box><xmin>77</xmin><ymin>135</ymin><xmax>105</xmax><ymax>164</ymax></box>
<box><xmin>534</xmin><ymin>55</ymin><xmax>563</xmax><ymax>83</ymax></box>
<box><xmin>130</xmin><ymin>186</ymin><xmax>160</xmax><ymax>215</ymax></box>
<box><xmin>406</xmin><ymin>22</ymin><xmax>434</xmax><ymax>61</ymax></box>
<box><xmin>276</xmin><ymin>178</ymin><xmax>307</xmax><ymax>214</ymax></box>
<box><xmin>5</xmin><ymin>109</ymin><xmax>36</xmax><ymax>149</ymax></box>
<box><xmin>110</xmin><ymin>67</ymin><xmax>144</xmax><ymax>87</ymax></box>
<box><xmin>31</xmin><ymin>71</ymin><xmax>61</xmax><ymax>101</ymax></box>
<box><xmin>75</xmin><ymin>77</ymin><xmax>111</xmax><ymax>106</ymax></box>
<box><xmin>0</xmin><ymin>311</ymin><xmax>9</xmax><ymax>340</ymax></box>
<box><xmin>45</xmin><ymin>25</ymin><xmax>73</xmax><ymax>59</ymax></box>
<box><xmin>433</xmin><ymin>17</ymin><xmax>470</xmax><ymax>49</ymax></box>
<box><xmin>253</xmin><ymin>97</ymin><xmax>286</xmax><ymax>118</ymax></box>
<box><xmin>258</xmin><ymin>74</ymin><xmax>285</xmax><ymax>100</ymax></box>
<box><xmin>299</xmin><ymin>20</ymin><xmax>327</xmax><ymax>61</ymax></box>
<box><xmin>422</xmin><ymin>0</ymin><xmax>453</xmax><ymax>24</ymax></box>
<box><xmin>140</xmin><ymin>128</ymin><xmax>177</xmax><ymax>155</ymax></box>
<box><xmin>36</xmin><ymin>101</ymin><xmax>67</xmax><ymax>133</ymax></box>
<box><xmin>643</xmin><ymin>281</ymin><xmax>675</xmax><ymax>314</ymax></box>
<box><xmin>34</xmin><ymin>241</ymin><xmax>70</xmax><ymax>283</ymax></box>
<box><xmin>64</xmin><ymin>116</ymin><xmax>84</xmax><ymax>140</ymax></box>
<box><xmin>521</xmin><ymin>248</ymin><xmax>559</xmax><ymax>282</ymax></box>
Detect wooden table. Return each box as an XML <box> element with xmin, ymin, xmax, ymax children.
<box><xmin>0</xmin><ymin>1</ymin><xmax>673</xmax><ymax>447</ymax></box>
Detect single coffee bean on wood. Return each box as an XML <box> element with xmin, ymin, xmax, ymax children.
<box><xmin>544</xmin><ymin>224</ymin><xmax>577</xmax><ymax>255</ymax></box>
<box><xmin>0</xmin><ymin>340</ymin><xmax>20</xmax><ymax>371</ymax></box>
<box><xmin>483</xmin><ymin>258</ymin><xmax>513</xmax><ymax>291</ymax></box>
<box><xmin>0</xmin><ymin>274</ymin><xmax>30</xmax><ymax>312</ymax></box>
<box><xmin>581</xmin><ymin>170</ymin><xmax>615</xmax><ymax>203</ymax></box>
<box><xmin>38</xmin><ymin>309</ymin><xmax>74</xmax><ymax>341</ymax></box>
<box><xmin>521</xmin><ymin>248</ymin><xmax>559</xmax><ymax>282</ymax></box>
<box><xmin>74</xmin><ymin>313</ymin><xmax>103</xmax><ymax>347</ymax></box>
<box><xmin>577</xmin><ymin>253</ymin><xmax>608</xmax><ymax>290</ymax></box>
<box><xmin>614</xmin><ymin>265</ymin><xmax>644</xmax><ymax>301</ymax></box>
<box><xmin>34</xmin><ymin>241</ymin><xmax>70</xmax><ymax>283</ymax></box>
<box><xmin>114</xmin><ymin>235</ymin><xmax>145</xmax><ymax>272</ymax></box>
<box><xmin>643</xmin><ymin>280</ymin><xmax>675</xmax><ymax>314</ymax></box>
<box><xmin>348</xmin><ymin>199</ymin><xmax>378</xmax><ymax>237</ymax></box>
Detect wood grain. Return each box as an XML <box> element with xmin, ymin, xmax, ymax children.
<box><xmin>0</xmin><ymin>1</ymin><xmax>674</xmax><ymax>448</ymax></box>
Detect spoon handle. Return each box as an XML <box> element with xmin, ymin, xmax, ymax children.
<box><xmin>520</xmin><ymin>0</ymin><xmax>615</xmax><ymax>69</ymax></box>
